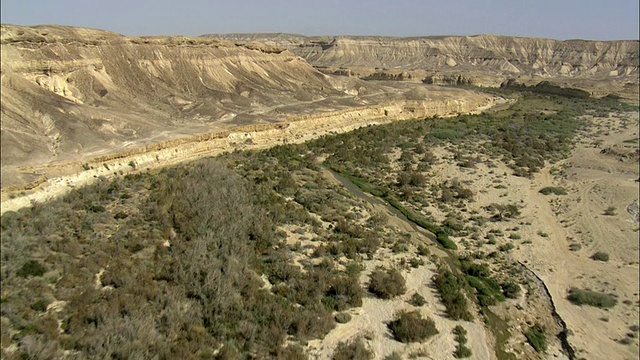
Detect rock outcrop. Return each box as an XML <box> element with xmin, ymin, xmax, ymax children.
<box><xmin>1</xmin><ymin>24</ymin><xmax>494</xmax><ymax>193</ymax></box>
<box><xmin>209</xmin><ymin>33</ymin><xmax>639</xmax><ymax>98</ymax></box>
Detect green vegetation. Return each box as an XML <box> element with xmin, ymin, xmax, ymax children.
<box><xmin>604</xmin><ymin>206</ymin><xmax>617</xmax><ymax>216</ymax></box>
<box><xmin>0</xmin><ymin>159</ymin><xmax>368</xmax><ymax>358</ymax></box>
<box><xmin>16</xmin><ymin>260</ymin><xmax>46</xmax><ymax>278</ymax></box>
<box><xmin>567</xmin><ymin>288</ymin><xmax>617</xmax><ymax>308</ymax></box>
<box><xmin>524</xmin><ymin>324</ymin><xmax>547</xmax><ymax>353</ymax></box>
<box><xmin>409</xmin><ymin>293</ymin><xmax>427</xmax><ymax>307</ymax></box>
<box><xmin>368</xmin><ymin>268</ymin><xmax>407</xmax><ymax>299</ymax></box>
<box><xmin>539</xmin><ymin>186</ymin><xmax>568</xmax><ymax>195</ymax></box>
<box><xmin>591</xmin><ymin>252</ymin><xmax>610</xmax><ymax>262</ymax></box>
<box><xmin>335</xmin><ymin>312</ymin><xmax>352</xmax><ymax>324</ymax></box>
<box><xmin>453</xmin><ymin>325</ymin><xmax>473</xmax><ymax>358</ymax></box>
<box><xmin>459</xmin><ymin>258</ymin><xmax>506</xmax><ymax>306</ymax></box>
<box><xmin>387</xmin><ymin>310</ymin><xmax>438</xmax><ymax>343</ymax></box>
<box><xmin>433</xmin><ymin>269</ymin><xmax>473</xmax><ymax>321</ymax></box>
<box><xmin>2</xmin><ymin>91</ymin><xmax>631</xmax><ymax>358</ymax></box>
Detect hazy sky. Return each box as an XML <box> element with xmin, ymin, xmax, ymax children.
<box><xmin>1</xmin><ymin>0</ymin><xmax>638</xmax><ymax>40</ymax></box>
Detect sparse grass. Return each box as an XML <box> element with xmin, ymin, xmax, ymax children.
<box><xmin>525</xmin><ymin>324</ymin><xmax>547</xmax><ymax>353</ymax></box>
<box><xmin>567</xmin><ymin>288</ymin><xmax>617</xmax><ymax>308</ymax></box>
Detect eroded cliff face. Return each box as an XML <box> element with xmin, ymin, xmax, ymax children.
<box><xmin>1</xmin><ymin>25</ymin><xmax>496</xmax><ymax>190</ymax></box>
<box><xmin>0</xmin><ymin>25</ymin><xmax>342</xmax><ymax>183</ymax></box>
<box><xmin>211</xmin><ymin>34</ymin><xmax>639</xmax><ymax>97</ymax></box>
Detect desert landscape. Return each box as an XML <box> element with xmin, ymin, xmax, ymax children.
<box><xmin>0</xmin><ymin>21</ymin><xmax>638</xmax><ymax>360</ymax></box>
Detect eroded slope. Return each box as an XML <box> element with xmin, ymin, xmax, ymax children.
<box><xmin>211</xmin><ymin>33</ymin><xmax>639</xmax><ymax>98</ymax></box>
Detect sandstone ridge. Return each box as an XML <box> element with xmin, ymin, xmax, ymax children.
<box><xmin>1</xmin><ymin>94</ymin><xmax>497</xmax><ymax>214</ymax></box>
<box><xmin>209</xmin><ymin>33</ymin><xmax>639</xmax><ymax>98</ymax></box>
<box><xmin>1</xmin><ymin>24</ymin><xmax>498</xmax><ymax>190</ymax></box>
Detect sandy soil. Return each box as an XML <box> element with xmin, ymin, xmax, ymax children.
<box><xmin>303</xmin><ymin>110</ymin><xmax>639</xmax><ymax>359</ymax></box>
<box><xmin>427</xmin><ymin>111</ymin><xmax>639</xmax><ymax>359</ymax></box>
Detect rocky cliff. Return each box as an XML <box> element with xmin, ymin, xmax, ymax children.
<box><xmin>1</xmin><ymin>25</ymin><xmax>494</xmax><ymax>190</ymax></box>
<box><xmin>210</xmin><ymin>34</ymin><xmax>639</xmax><ymax>98</ymax></box>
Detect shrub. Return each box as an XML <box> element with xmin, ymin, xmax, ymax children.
<box><xmin>453</xmin><ymin>325</ymin><xmax>472</xmax><ymax>358</ymax></box>
<box><xmin>88</xmin><ymin>204</ymin><xmax>105</xmax><ymax>213</ymax></box>
<box><xmin>487</xmin><ymin>203</ymin><xmax>521</xmax><ymax>220</ymax></box>
<box><xmin>417</xmin><ymin>244</ymin><xmax>430</xmax><ymax>256</ymax></box>
<box><xmin>17</xmin><ymin>260</ymin><xmax>46</xmax><ymax>278</ymax></box>
<box><xmin>387</xmin><ymin>310</ymin><xmax>438</xmax><ymax>343</ymax></box>
<box><xmin>525</xmin><ymin>324</ymin><xmax>547</xmax><ymax>352</ymax></box>
<box><xmin>335</xmin><ymin>312</ymin><xmax>352</xmax><ymax>324</ymax></box>
<box><xmin>368</xmin><ymin>268</ymin><xmax>406</xmax><ymax>299</ymax></box>
<box><xmin>501</xmin><ymin>282</ymin><xmax>521</xmax><ymax>299</ymax></box>
<box><xmin>31</xmin><ymin>299</ymin><xmax>49</xmax><ymax>312</ymax></box>
<box><xmin>499</xmin><ymin>243</ymin><xmax>515</xmax><ymax>252</ymax></box>
<box><xmin>567</xmin><ymin>288</ymin><xmax>617</xmax><ymax>308</ymax></box>
<box><xmin>436</xmin><ymin>231</ymin><xmax>458</xmax><ymax>250</ymax></box>
<box><xmin>409</xmin><ymin>257</ymin><xmax>424</xmax><ymax>268</ymax></box>
<box><xmin>604</xmin><ymin>206</ymin><xmax>617</xmax><ymax>215</ymax></box>
<box><xmin>539</xmin><ymin>187</ymin><xmax>567</xmax><ymax>195</ymax></box>
<box><xmin>409</xmin><ymin>293</ymin><xmax>426</xmax><ymax>307</ymax></box>
<box><xmin>590</xmin><ymin>252</ymin><xmax>610</xmax><ymax>262</ymax></box>
<box><xmin>332</xmin><ymin>338</ymin><xmax>373</xmax><ymax>360</ymax></box>
<box><xmin>433</xmin><ymin>270</ymin><xmax>473</xmax><ymax>321</ymax></box>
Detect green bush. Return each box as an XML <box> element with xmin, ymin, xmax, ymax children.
<box><xmin>604</xmin><ymin>206</ymin><xmax>617</xmax><ymax>216</ymax></box>
<box><xmin>368</xmin><ymin>268</ymin><xmax>406</xmax><ymax>299</ymax></box>
<box><xmin>525</xmin><ymin>324</ymin><xmax>547</xmax><ymax>352</ymax></box>
<box><xmin>387</xmin><ymin>310</ymin><xmax>438</xmax><ymax>343</ymax></box>
<box><xmin>433</xmin><ymin>269</ymin><xmax>473</xmax><ymax>321</ymax></box>
<box><xmin>539</xmin><ymin>187</ymin><xmax>567</xmax><ymax>195</ymax></box>
<box><xmin>417</xmin><ymin>244</ymin><xmax>430</xmax><ymax>256</ymax></box>
<box><xmin>453</xmin><ymin>325</ymin><xmax>472</xmax><ymax>358</ymax></box>
<box><xmin>409</xmin><ymin>293</ymin><xmax>426</xmax><ymax>307</ymax></box>
<box><xmin>591</xmin><ymin>252</ymin><xmax>610</xmax><ymax>262</ymax></box>
<box><xmin>31</xmin><ymin>299</ymin><xmax>49</xmax><ymax>312</ymax></box>
<box><xmin>499</xmin><ymin>243</ymin><xmax>515</xmax><ymax>252</ymax></box>
<box><xmin>567</xmin><ymin>288</ymin><xmax>617</xmax><ymax>308</ymax></box>
<box><xmin>436</xmin><ymin>231</ymin><xmax>458</xmax><ymax>250</ymax></box>
<box><xmin>335</xmin><ymin>312</ymin><xmax>352</xmax><ymax>324</ymax></box>
<box><xmin>17</xmin><ymin>260</ymin><xmax>46</xmax><ymax>278</ymax></box>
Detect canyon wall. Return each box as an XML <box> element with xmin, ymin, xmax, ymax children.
<box><xmin>211</xmin><ymin>34</ymin><xmax>639</xmax><ymax>97</ymax></box>
<box><xmin>0</xmin><ymin>25</ymin><xmax>342</xmax><ymax>185</ymax></box>
<box><xmin>0</xmin><ymin>94</ymin><xmax>495</xmax><ymax>214</ymax></box>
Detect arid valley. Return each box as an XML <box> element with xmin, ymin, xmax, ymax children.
<box><xmin>1</xmin><ymin>23</ymin><xmax>638</xmax><ymax>360</ymax></box>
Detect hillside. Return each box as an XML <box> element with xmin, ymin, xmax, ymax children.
<box><xmin>1</xmin><ymin>25</ymin><xmax>492</xmax><ymax>190</ymax></box>
<box><xmin>209</xmin><ymin>33</ymin><xmax>639</xmax><ymax>98</ymax></box>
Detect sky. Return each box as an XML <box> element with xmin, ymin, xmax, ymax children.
<box><xmin>1</xmin><ymin>0</ymin><xmax>638</xmax><ymax>40</ymax></box>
